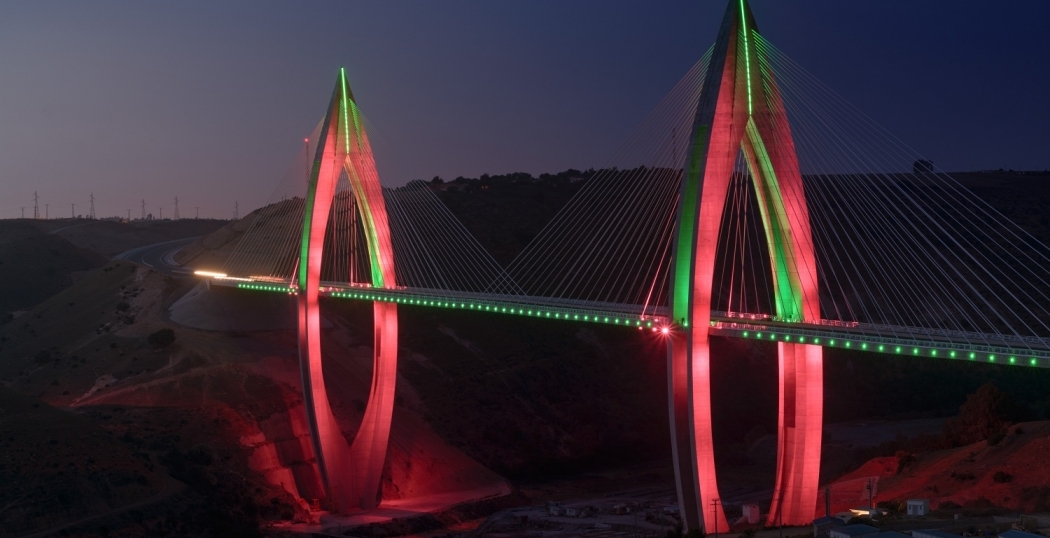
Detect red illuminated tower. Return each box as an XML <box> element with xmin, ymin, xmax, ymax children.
<box><xmin>668</xmin><ymin>0</ymin><xmax>823</xmax><ymax>531</ymax></box>
<box><xmin>297</xmin><ymin>68</ymin><xmax>399</xmax><ymax>512</ymax></box>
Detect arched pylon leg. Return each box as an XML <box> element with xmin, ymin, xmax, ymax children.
<box><xmin>666</xmin><ymin>1</ymin><xmax>747</xmax><ymax>531</ymax></box>
<box><xmin>738</xmin><ymin>29</ymin><xmax>824</xmax><ymax>524</ymax></box>
<box><xmin>347</xmin><ymin>300</ymin><xmax>398</xmax><ymax>508</ymax></box>
<box><xmin>767</xmin><ymin>343</ymin><xmax>822</xmax><ymax>524</ymax></box>
<box><xmin>297</xmin><ymin>68</ymin><xmax>399</xmax><ymax>513</ymax></box>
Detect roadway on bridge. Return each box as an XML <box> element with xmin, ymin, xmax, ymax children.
<box><xmin>113</xmin><ymin>237</ymin><xmax>197</xmax><ymax>274</ymax></box>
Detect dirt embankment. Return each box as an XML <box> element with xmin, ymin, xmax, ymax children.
<box><xmin>0</xmin><ymin>260</ymin><xmax>510</xmax><ymax>535</ymax></box>
<box><xmin>0</xmin><ymin>385</ymin><xmax>169</xmax><ymax>537</ymax></box>
<box><xmin>823</xmin><ymin>421</ymin><xmax>1050</xmax><ymax>516</ymax></box>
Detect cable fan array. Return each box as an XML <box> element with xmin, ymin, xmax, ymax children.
<box><xmin>502</xmin><ymin>49</ymin><xmax>714</xmax><ymax>317</ymax></box>
<box><xmin>221</xmin><ymin>120</ymin><xmax>517</xmax><ymax>296</ymax></box>
<box><xmin>221</xmin><ymin>123</ymin><xmax>321</xmax><ymax>282</ymax></box>
<box><xmin>712</xmin><ymin>33</ymin><xmax>1050</xmax><ymax>348</ymax></box>
<box><xmin>219</xmin><ymin>32</ymin><xmax>1050</xmax><ymax>355</ymax></box>
<box><xmin>385</xmin><ymin>180</ymin><xmax>519</xmax><ymax>294</ymax></box>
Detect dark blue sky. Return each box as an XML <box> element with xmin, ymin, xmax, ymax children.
<box><xmin>1</xmin><ymin>1</ymin><xmax>1047</xmax><ymax>219</ymax></box>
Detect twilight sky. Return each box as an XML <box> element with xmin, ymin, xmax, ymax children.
<box><xmin>1</xmin><ymin>1</ymin><xmax>1048</xmax><ymax>220</ymax></box>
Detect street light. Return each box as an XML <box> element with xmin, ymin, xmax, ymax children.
<box><xmin>712</xmin><ymin>498</ymin><xmax>721</xmax><ymax>538</ymax></box>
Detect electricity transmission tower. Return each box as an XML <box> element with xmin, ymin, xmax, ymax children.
<box><xmin>173</xmin><ymin>197</ymin><xmax>180</xmax><ymax>220</ymax></box>
<box><xmin>33</xmin><ymin>191</ymin><xmax>39</xmax><ymax>219</ymax></box>
<box><xmin>89</xmin><ymin>194</ymin><xmax>96</xmax><ymax>219</ymax></box>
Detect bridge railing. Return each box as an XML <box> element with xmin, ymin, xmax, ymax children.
<box><xmin>711</xmin><ymin>311</ymin><xmax>1050</xmax><ymax>350</ymax></box>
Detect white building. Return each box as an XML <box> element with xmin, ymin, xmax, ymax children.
<box><xmin>906</xmin><ymin>499</ymin><xmax>929</xmax><ymax>516</ymax></box>
<box><xmin>743</xmin><ymin>504</ymin><xmax>761</xmax><ymax>524</ymax></box>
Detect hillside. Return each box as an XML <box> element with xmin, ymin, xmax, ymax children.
<box><xmin>33</xmin><ymin>218</ymin><xmax>229</xmax><ymax>258</ymax></box>
<box><xmin>0</xmin><ymin>218</ymin><xmax>227</xmax><ymax>317</ymax></box>
<box><xmin>0</xmin><ymin>220</ymin><xmax>107</xmax><ymax>314</ymax></box>
<box><xmin>170</xmin><ymin>170</ymin><xmax>1050</xmax><ymax>478</ymax></box>
<box><xmin>823</xmin><ymin>421</ymin><xmax>1050</xmax><ymax>515</ymax></box>
<box><xmin>0</xmin><ymin>385</ymin><xmax>169</xmax><ymax>537</ymax></box>
<box><xmin>0</xmin><ymin>261</ymin><xmax>509</xmax><ymax>535</ymax></box>
<box><xmin>3</xmin><ymin>169</ymin><xmax>1050</xmax><ymax>534</ymax></box>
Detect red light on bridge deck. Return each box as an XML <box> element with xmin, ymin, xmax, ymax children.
<box><xmin>661</xmin><ymin>327</ymin><xmax>670</xmax><ymax>335</ymax></box>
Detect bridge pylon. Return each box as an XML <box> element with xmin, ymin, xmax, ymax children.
<box><xmin>669</xmin><ymin>0</ymin><xmax>822</xmax><ymax>530</ymax></box>
<box><xmin>297</xmin><ymin>68</ymin><xmax>399</xmax><ymax>513</ymax></box>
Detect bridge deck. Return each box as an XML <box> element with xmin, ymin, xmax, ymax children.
<box><xmin>206</xmin><ymin>275</ymin><xmax>1050</xmax><ymax>367</ymax></box>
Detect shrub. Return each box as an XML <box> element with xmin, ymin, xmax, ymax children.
<box><xmin>942</xmin><ymin>383</ymin><xmax>1025</xmax><ymax>447</ymax></box>
<box><xmin>987</xmin><ymin>432</ymin><xmax>1006</xmax><ymax>446</ymax></box>
<box><xmin>895</xmin><ymin>450</ymin><xmax>916</xmax><ymax>474</ymax></box>
<box><xmin>147</xmin><ymin>328</ymin><xmax>175</xmax><ymax>348</ymax></box>
<box><xmin>993</xmin><ymin>471</ymin><xmax>1013</xmax><ymax>483</ymax></box>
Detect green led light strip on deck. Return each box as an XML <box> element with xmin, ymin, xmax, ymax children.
<box><xmin>327</xmin><ymin>289</ymin><xmax>654</xmax><ymax>328</ymax></box>
<box><xmin>235</xmin><ymin>282</ymin><xmax>661</xmax><ymax>329</ymax></box>
<box><xmin>711</xmin><ymin>323</ymin><xmax>1050</xmax><ymax>367</ymax></box>
<box><xmin>232</xmin><ymin>282</ymin><xmax>1050</xmax><ymax>366</ymax></box>
<box><xmin>237</xmin><ymin>283</ymin><xmax>295</xmax><ymax>293</ymax></box>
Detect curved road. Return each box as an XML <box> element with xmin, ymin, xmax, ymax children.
<box><xmin>113</xmin><ymin>237</ymin><xmax>198</xmax><ymax>275</ymax></box>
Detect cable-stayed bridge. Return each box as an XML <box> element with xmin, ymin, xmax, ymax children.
<box><xmin>192</xmin><ymin>0</ymin><xmax>1050</xmax><ymax>532</ymax></box>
